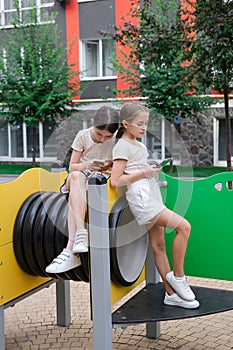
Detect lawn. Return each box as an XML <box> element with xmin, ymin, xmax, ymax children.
<box><xmin>0</xmin><ymin>163</ymin><xmax>228</xmax><ymax>177</ymax></box>
<box><xmin>0</xmin><ymin>163</ymin><xmax>51</xmax><ymax>174</ymax></box>
<box><xmin>163</xmin><ymin>165</ymin><xmax>227</xmax><ymax>177</ymax></box>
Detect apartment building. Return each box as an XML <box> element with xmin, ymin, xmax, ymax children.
<box><xmin>0</xmin><ymin>0</ymin><xmax>232</xmax><ymax>166</ymax></box>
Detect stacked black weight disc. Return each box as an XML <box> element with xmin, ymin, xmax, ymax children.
<box><xmin>13</xmin><ymin>189</ymin><xmax>148</xmax><ymax>286</ymax></box>
<box><xmin>13</xmin><ymin>192</ymin><xmax>89</xmax><ymax>282</ymax></box>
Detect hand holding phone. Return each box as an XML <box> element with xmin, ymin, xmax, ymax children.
<box><xmin>91</xmin><ymin>159</ymin><xmax>105</xmax><ymax>167</ymax></box>
<box><xmin>148</xmin><ymin>157</ymin><xmax>173</xmax><ymax>168</ymax></box>
<box><xmin>159</xmin><ymin>157</ymin><xmax>173</xmax><ymax>167</ymax></box>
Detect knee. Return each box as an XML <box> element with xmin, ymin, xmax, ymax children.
<box><xmin>67</xmin><ymin>171</ymin><xmax>86</xmax><ymax>192</ymax></box>
<box><xmin>177</xmin><ymin>218</ymin><xmax>191</xmax><ymax>240</ymax></box>
<box><xmin>69</xmin><ymin>171</ymin><xmax>85</xmax><ymax>184</ymax></box>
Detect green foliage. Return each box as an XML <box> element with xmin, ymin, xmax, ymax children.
<box><xmin>182</xmin><ymin>0</ymin><xmax>233</xmax><ymax>170</ymax></box>
<box><xmin>0</xmin><ymin>2</ymin><xmax>80</xmax><ymax>127</ymax></box>
<box><xmin>105</xmin><ymin>0</ymin><xmax>214</xmax><ymax>120</ymax></box>
<box><xmin>184</xmin><ymin>0</ymin><xmax>233</xmax><ymax>92</ymax></box>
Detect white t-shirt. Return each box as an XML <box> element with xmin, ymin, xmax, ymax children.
<box><xmin>112</xmin><ymin>138</ymin><xmax>165</xmax><ymax>225</ymax></box>
<box><xmin>72</xmin><ymin>127</ymin><xmax>116</xmax><ymax>163</ymax></box>
<box><xmin>112</xmin><ymin>138</ymin><xmax>149</xmax><ymax>174</ymax></box>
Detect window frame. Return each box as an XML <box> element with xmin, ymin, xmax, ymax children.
<box><xmin>0</xmin><ymin>0</ymin><xmax>55</xmax><ymax>28</ymax></box>
<box><xmin>213</xmin><ymin>100</ymin><xmax>233</xmax><ymax>166</ymax></box>
<box><xmin>80</xmin><ymin>38</ymin><xmax>117</xmax><ymax>81</ymax></box>
<box><xmin>0</xmin><ymin>120</ymin><xmax>56</xmax><ymax>162</ymax></box>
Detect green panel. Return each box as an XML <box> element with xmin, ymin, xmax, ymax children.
<box><xmin>159</xmin><ymin>172</ymin><xmax>233</xmax><ymax>281</ymax></box>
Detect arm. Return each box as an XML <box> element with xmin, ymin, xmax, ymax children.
<box><xmin>69</xmin><ymin>150</ymin><xmax>108</xmax><ymax>173</ymax></box>
<box><xmin>68</xmin><ymin>150</ymin><xmax>84</xmax><ymax>172</ymax></box>
<box><xmin>110</xmin><ymin>159</ymin><xmax>161</xmax><ymax>188</ymax></box>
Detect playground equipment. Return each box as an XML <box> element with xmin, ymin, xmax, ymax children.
<box><xmin>0</xmin><ymin>169</ymin><xmax>73</xmax><ymax>350</ymax></box>
<box><xmin>1</xmin><ymin>168</ymin><xmax>233</xmax><ymax>350</ymax></box>
<box><xmin>0</xmin><ymin>168</ymin><xmax>148</xmax><ymax>349</ymax></box>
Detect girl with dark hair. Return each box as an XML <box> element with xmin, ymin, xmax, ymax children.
<box><xmin>46</xmin><ymin>106</ymin><xmax>119</xmax><ymax>273</ymax></box>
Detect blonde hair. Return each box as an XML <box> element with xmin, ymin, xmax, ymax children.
<box><xmin>116</xmin><ymin>102</ymin><xmax>149</xmax><ymax>139</ymax></box>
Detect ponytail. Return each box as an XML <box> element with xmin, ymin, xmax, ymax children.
<box><xmin>115</xmin><ymin>125</ymin><xmax>125</xmax><ymax>141</ymax></box>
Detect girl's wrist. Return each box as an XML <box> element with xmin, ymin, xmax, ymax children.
<box><xmin>141</xmin><ymin>170</ymin><xmax>148</xmax><ymax>179</ymax></box>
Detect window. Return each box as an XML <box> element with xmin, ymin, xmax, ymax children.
<box><xmin>0</xmin><ymin>0</ymin><xmax>54</xmax><ymax>27</ymax></box>
<box><xmin>0</xmin><ymin>119</ymin><xmax>57</xmax><ymax>162</ymax></box>
<box><xmin>218</xmin><ymin>119</ymin><xmax>233</xmax><ymax>161</ymax></box>
<box><xmin>213</xmin><ymin>102</ymin><xmax>233</xmax><ymax>166</ymax></box>
<box><xmin>11</xmin><ymin>123</ymin><xmax>24</xmax><ymax>157</ymax></box>
<box><xmin>0</xmin><ymin>120</ymin><xmax>9</xmax><ymax>156</ymax></box>
<box><xmin>81</xmin><ymin>39</ymin><xmax>116</xmax><ymax>79</ymax></box>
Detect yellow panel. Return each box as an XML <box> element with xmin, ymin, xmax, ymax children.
<box><xmin>0</xmin><ymin>243</ymin><xmax>51</xmax><ymax>306</ymax></box>
<box><xmin>110</xmin><ymin>268</ymin><xmax>145</xmax><ymax>305</ymax></box>
<box><xmin>0</xmin><ymin>169</ymin><xmax>67</xmax><ymax>304</ymax></box>
<box><xmin>107</xmin><ymin>180</ymin><xmax>126</xmax><ymax>213</ymax></box>
<box><xmin>0</xmin><ymin>168</ymin><xmax>67</xmax><ymax>246</ymax></box>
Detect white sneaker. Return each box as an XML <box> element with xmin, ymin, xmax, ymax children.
<box><xmin>73</xmin><ymin>229</ymin><xmax>88</xmax><ymax>253</ymax></box>
<box><xmin>166</xmin><ymin>271</ymin><xmax>195</xmax><ymax>301</ymax></box>
<box><xmin>164</xmin><ymin>292</ymin><xmax>200</xmax><ymax>309</ymax></box>
<box><xmin>45</xmin><ymin>248</ymin><xmax>81</xmax><ymax>273</ymax></box>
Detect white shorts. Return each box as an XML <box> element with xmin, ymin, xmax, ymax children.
<box><xmin>126</xmin><ymin>178</ymin><xmax>166</xmax><ymax>226</ymax></box>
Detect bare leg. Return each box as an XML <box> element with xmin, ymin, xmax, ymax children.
<box><xmin>65</xmin><ymin>171</ymin><xmax>87</xmax><ymax>250</ymax></box>
<box><xmin>149</xmin><ymin>208</ymin><xmax>191</xmax><ymax>278</ymax></box>
<box><xmin>147</xmin><ymin>224</ymin><xmax>174</xmax><ymax>295</ymax></box>
<box><xmin>148</xmin><ymin>209</ymin><xmax>198</xmax><ymax>307</ymax></box>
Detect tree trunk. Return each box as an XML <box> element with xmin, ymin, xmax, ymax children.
<box><xmin>224</xmin><ymin>86</ymin><xmax>232</xmax><ymax>190</ymax></box>
<box><xmin>169</xmin><ymin>120</ymin><xmax>174</xmax><ymax>173</ymax></box>
<box><xmin>225</xmin><ymin>87</ymin><xmax>231</xmax><ymax>172</ymax></box>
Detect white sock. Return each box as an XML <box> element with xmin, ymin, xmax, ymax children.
<box><xmin>174</xmin><ymin>275</ymin><xmax>185</xmax><ymax>280</ymax></box>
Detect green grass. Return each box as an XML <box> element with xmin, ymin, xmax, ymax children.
<box><xmin>0</xmin><ymin>163</ymin><xmax>51</xmax><ymax>174</ymax></box>
<box><xmin>163</xmin><ymin>165</ymin><xmax>227</xmax><ymax>177</ymax></box>
<box><xmin>0</xmin><ymin>163</ymin><xmax>229</xmax><ymax>177</ymax></box>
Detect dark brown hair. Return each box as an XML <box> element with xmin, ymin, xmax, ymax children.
<box><xmin>93</xmin><ymin>106</ymin><xmax>119</xmax><ymax>134</ymax></box>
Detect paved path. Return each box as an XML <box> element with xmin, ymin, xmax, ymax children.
<box><xmin>4</xmin><ymin>277</ymin><xmax>233</xmax><ymax>350</ymax></box>
<box><xmin>0</xmin><ymin>174</ymin><xmax>18</xmax><ymax>184</ymax></box>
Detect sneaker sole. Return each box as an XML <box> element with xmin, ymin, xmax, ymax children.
<box><xmin>164</xmin><ymin>300</ymin><xmax>200</xmax><ymax>309</ymax></box>
<box><xmin>73</xmin><ymin>248</ymin><xmax>88</xmax><ymax>253</ymax></box>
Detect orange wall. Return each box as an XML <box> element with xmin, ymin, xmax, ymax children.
<box><xmin>65</xmin><ymin>0</ymin><xmax>80</xmax><ymax>98</ymax></box>
<box><xmin>115</xmin><ymin>0</ymin><xmax>140</xmax><ymax>98</ymax></box>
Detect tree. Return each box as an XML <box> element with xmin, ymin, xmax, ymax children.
<box><xmin>183</xmin><ymin>0</ymin><xmax>233</xmax><ymax>171</ymax></box>
<box><xmin>101</xmin><ymin>0</ymin><xmax>214</xmax><ymax>122</ymax></box>
<box><xmin>0</xmin><ymin>1</ymin><xmax>80</xmax><ymax>166</ymax></box>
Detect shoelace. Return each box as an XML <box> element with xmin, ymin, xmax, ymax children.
<box><xmin>52</xmin><ymin>251</ymin><xmax>70</xmax><ymax>265</ymax></box>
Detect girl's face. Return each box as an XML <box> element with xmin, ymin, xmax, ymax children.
<box><xmin>91</xmin><ymin>127</ymin><xmax>113</xmax><ymax>143</ymax></box>
<box><xmin>123</xmin><ymin>112</ymin><xmax>149</xmax><ymax>139</ymax></box>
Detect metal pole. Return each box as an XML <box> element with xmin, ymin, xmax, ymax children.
<box><xmin>88</xmin><ymin>180</ymin><xmax>112</xmax><ymax>350</ymax></box>
<box><xmin>56</xmin><ymin>280</ymin><xmax>71</xmax><ymax>327</ymax></box>
<box><xmin>145</xmin><ymin>244</ymin><xmax>161</xmax><ymax>338</ymax></box>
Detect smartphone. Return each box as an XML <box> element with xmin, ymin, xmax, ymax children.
<box><xmin>92</xmin><ymin>159</ymin><xmax>105</xmax><ymax>166</ymax></box>
<box><xmin>159</xmin><ymin>157</ymin><xmax>173</xmax><ymax>167</ymax></box>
